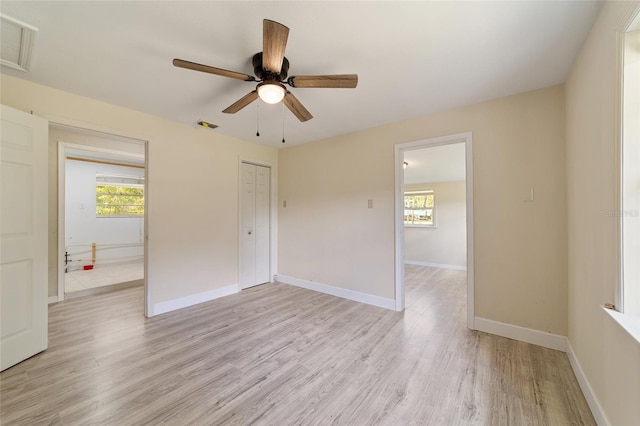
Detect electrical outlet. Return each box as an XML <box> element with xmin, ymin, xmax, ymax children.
<box><xmin>368</xmin><ymin>199</ymin><xmax>373</xmax><ymax>208</ymax></box>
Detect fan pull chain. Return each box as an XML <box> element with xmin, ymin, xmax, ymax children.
<box><xmin>282</xmin><ymin>102</ymin><xmax>286</xmax><ymax>144</ymax></box>
<box><xmin>256</xmin><ymin>103</ymin><xmax>260</xmax><ymax>137</ymax></box>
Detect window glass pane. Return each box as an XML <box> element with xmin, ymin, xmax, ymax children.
<box><xmin>622</xmin><ymin>29</ymin><xmax>640</xmax><ymax>316</ymax></box>
<box><xmin>96</xmin><ymin>184</ymin><xmax>144</xmax><ymax>216</ymax></box>
<box><xmin>425</xmin><ymin>193</ymin><xmax>434</xmax><ymax>208</ymax></box>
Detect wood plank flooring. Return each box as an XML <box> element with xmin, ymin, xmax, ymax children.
<box><xmin>0</xmin><ymin>266</ymin><xmax>595</xmax><ymax>425</ymax></box>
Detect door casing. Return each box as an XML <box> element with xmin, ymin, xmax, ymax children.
<box><xmin>238</xmin><ymin>158</ymin><xmax>276</xmax><ymax>289</ymax></box>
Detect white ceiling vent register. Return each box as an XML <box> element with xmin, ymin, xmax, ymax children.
<box><xmin>1</xmin><ymin>14</ymin><xmax>38</xmax><ymax>72</ymax></box>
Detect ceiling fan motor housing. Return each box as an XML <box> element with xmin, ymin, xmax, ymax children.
<box><xmin>252</xmin><ymin>52</ymin><xmax>289</xmax><ymax>81</ymax></box>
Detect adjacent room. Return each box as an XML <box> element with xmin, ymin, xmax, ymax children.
<box><xmin>63</xmin><ymin>149</ymin><xmax>145</xmax><ymax>297</ymax></box>
<box><xmin>402</xmin><ymin>141</ymin><xmax>469</xmax><ymax>320</ymax></box>
<box><xmin>403</xmin><ymin>146</ymin><xmax>467</xmax><ymax>272</ymax></box>
<box><xmin>1</xmin><ymin>1</ymin><xmax>639</xmax><ymax>425</ymax></box>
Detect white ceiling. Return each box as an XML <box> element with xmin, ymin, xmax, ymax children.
<box><xmin>0</xmin><ymin>1</ymin><xmax>601</xmax><ymax>148</ymax></box>
<box><xmin>404</xmin><ymin>143</ymin><xmax>466</xmax><ymax>185</ymax></box>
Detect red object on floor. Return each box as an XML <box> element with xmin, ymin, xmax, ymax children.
<box><xmin>83</xmin><ymin>265</ymin><xmax>94</xmax><ymax>270</ymax></box>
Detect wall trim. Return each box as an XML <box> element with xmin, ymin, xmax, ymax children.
<box><xmin>275</xmin><ymin>274</ymin><xmax>396</xmax><ymax>311</ymax></box>
<box><xmin>405</xmin><ymin>260</ymin><xmax>467</xmax><ymax>271</ymax></box>
<box><xmin>37</xmin><ymin>111</ymin><xmax>150</xmax><ymax>144</ymax></box>
<box><xmin>474</xmin><ymin>317</ymin><xmax>567</xmax><ymax>352</ymax></box>
<box><xmin>566</xmin><ymin>340</ymin><xmax>609</xmax><ymax>426</ymax></box>
<box><xmin>48</xmin><ymin>296</ymin><xmax>59</xmax><ymax>304</ymax></box>
<box><xmin>151</xmin><ymin>284</ymin><xmax>239</xmax><ymax>316</ymax></box>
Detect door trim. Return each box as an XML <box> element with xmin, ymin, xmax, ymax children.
<box><xmin>56</xmin><ymin>136</ymin><xmax>149</xmax><ymax>315</ymax></box>
<box><xmin>394</xmin><ymin>132</ymin><xmax>475</xmax><ymax>330</ymax></box>
<box><xmin>238</xmin><ymin>158</ymin><xmax>276</xmax><ymax>289</ymax></box>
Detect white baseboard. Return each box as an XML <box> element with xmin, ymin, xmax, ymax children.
<box><xmin>474</xmin><ymin>317</ymin><xmax>567</xmax><ymax>352</ymax></box>
<box><xmin>48</xmin><ymin>296</ymin><xmax>60</xmax><ymax>304</ymax></box>
<box><xmin>405</xmin><ymin>260</ymin><xmax>467</xmax><ymax>271</ymax></box>
<box><xmin>275</xmin><ymin>274</ymin><xmax>396</xmax><ymax>311</ymax></box>
<box><xmin>566</xmin><ymin>340</ymin><xmax>609</xmax><ymax>426</ymax></box>
<box><xmin>151</xmin><ymin>284</ymin><xmax>239</xmax><ymax>316</ymax></box>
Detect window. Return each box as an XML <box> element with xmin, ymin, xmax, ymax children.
<box><xmin>96</xmin><ymin>174</ymin><xmax>144</xmax><ymax>217</ymax></box>
<box><xmin>404</xmin><ymin>190</ymin><xmax>435</xmax><ymax>226</ymax></box>
<box><xmin>620</xmin><ymin>28</ymin><xmax>640</xmax><ymax>318</ymax></box>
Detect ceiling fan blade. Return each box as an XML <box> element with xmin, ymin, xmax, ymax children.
<box><xmin>222</xmin><ymin>91</ymin><xmax>259</xmax><ymax>114</ymax></box>
<box><xmin>287</xmin><ymin>74</ymin><xmax>358</xmax><ymax>88</ymax></box>
<box><xmin>283</xmin><ymin>91</ymin><xmax>313</xmax><ymax>122</ymax></box>
<box><xmin>173</xmin><ymin>58</ymin><xmax>255</xmax><ymax>82</ymax></box>
<box><xmin>263</xmin><ymin>19</ymin><xmax>289</xmax><ymax>74</ymax></box>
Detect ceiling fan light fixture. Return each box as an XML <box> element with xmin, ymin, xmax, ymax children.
<box><xmin>257</xmin><ymin>82</ymin><xmax>286</xmax><ymax>104</ymax></box>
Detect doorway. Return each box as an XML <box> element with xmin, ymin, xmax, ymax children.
<box><xmin>62</xmin><ymin>147</ymin><xmax>145</xmax><ymax>298</ymax></box>
<box><xmin>239</xmin><ymin>161</ymin><xmax>271</xmax><ymax>289</ymax></box>
<box><xmin>54</xmin><ymin>124</ymin><xmax>148</xmax><ymax>314</ymax></box>
<box><xmin>394</xmin><ymin>132</ymin><xmax>475</xmax><ymax>329</ymax></box>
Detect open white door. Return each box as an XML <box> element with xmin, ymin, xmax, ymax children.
<box><xmin>1</xmin><ymin>105</ymin><xmax>49</xmax><ymax>371</ymax></box>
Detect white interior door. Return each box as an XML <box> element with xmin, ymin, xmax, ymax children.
<box><xmin>240</xmin><ymin>163</ymin><xmax>270</xmax><ymax>289</ymax></box>
<box><xmin>1</xmin><ymin>105</ymin><xmax>49</xmax><ymax>371</ymax></box>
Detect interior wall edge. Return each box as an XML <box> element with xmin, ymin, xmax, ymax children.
<box><xmin>566</xmin><ymin>340</ymin><xmax>609</xmax><ymax>426</ymax></box>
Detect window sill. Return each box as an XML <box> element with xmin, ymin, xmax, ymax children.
<box><xmin>404</xmin><ymin>225</ymin><xmax>437</xmax><ymax>229</ymax></box>
<box><xmin>602</xmin><ymin>306</ymin><xmax>640</xmax><ymax>344</ymax></box>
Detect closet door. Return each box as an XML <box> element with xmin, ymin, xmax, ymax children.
<box><xmin>239</xmin><ymin>163</ymin><xmax>270</xmax><ymax>289</ymax></box>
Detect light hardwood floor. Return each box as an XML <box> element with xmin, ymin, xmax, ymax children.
<box><xmin>1</xmin><ymin>266</ymin><xmax>595</xmax><ymax>425</ymax></box>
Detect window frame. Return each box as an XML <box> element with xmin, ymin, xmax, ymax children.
<box><xmin>403</xmin><ymin>189</ymin><xmax>436</xmax><ymax>228</ymax></box>
<box><xmin>609</xmin><ymin>12</ymin><xmax>640</xmax><ymax>344</ymax></box>
<box><xmin>618</xmin><ymin>27</ymin><xmax>640</xmax><ymax>316</ymax></box>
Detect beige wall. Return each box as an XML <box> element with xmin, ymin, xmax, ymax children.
<box><xmin>279</xmin><ymin>85</ymin><xmax>568</xmax><ymax>334</ymax></box>
<box><xmin>565</xmin><ymin>1</ymin><xmax>640</xmax><ymax>425</ymax></box>
<box><xmin>1</xmin><ymin>74</ymin><xmax>278</xmax><ymax>311</ymax></box>
<box><xmin>404</xmin><ymin>181</ymin><xmax>466</xmax><ymax>268</ymax></box>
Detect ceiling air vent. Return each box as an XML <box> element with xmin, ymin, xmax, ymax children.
<box><xmin>1</xmin><ymin>14</ymin><xmax>38</xmax><ymax>72</ymax></box>
<box><xmin>197</xmin><ymin>120</ymin><xmax>219</xmax><ymax>129</ymax></box>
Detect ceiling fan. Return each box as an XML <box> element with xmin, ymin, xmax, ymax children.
<box><xmin>173</xmin><ymin>19</ymin><xmax>358</xmax><ymax>122</ymax></box>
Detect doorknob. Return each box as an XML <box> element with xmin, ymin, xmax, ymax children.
<box><xmin>248</xmin><ymin>230</ymin><xmax>252</xmax><ymax>235</ymax></box>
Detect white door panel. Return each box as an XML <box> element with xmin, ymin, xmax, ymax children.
<box><xmin>239</xmin><ymin>163</ymin><xmax>270</xmax><ymax>289</ymax></box>
<box><xmin>254</xmin><ymin>166</ymin><xmax>270</xmax><ymax>284</ymax></box>
<box><xmin>240</xmin><ymin>163</ymin><xmax>256</xmax><ymax>287</ymax></box>
<box><xmin>1</xmin><ymin>105</ymin><xmax>48</xmax><ymax>371</ymax></box>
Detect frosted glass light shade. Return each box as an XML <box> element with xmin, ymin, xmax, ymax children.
<box><xmin>257</xmin><ymin>82</ymin><xmax>286</xmax><ymax>104</ymax></box>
